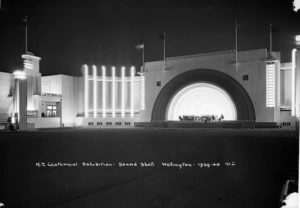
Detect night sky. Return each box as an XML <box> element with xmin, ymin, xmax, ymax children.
<box><xmin>0</xmin><ymin>0</ymin><xmax>299</xmax><ymax>76</ymax></box>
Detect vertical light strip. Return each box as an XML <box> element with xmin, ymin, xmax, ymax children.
<box><xmin>292</xmin><ymin>49</ymin><xmax>296</xmax><ymax>116</ymax></box>
<box><xmin>93</xmin><ymin>65</ymin><xmax>97</xmax><ymax>118</ymax></box>
<box><xmin>112</xmin><ymin>66</ymin><xmax>115</xmax><ymax>118</ymax></box>
<box><xmin>130</xmin><ymin>66</ymin><xmax>135</xmax><ymax>118</ymax></box>
<box><xmin>36</xmin><ymin>95</ymin><xmax>39</xmax><ymax>111</ymax></box>
<box><xmin>16</xmin><ymin>80</ymin><xmax>20</xmax><ymax>122</ymax></box>
<box><xmin>266</xmin><ymin>63</ymin><xmax>276</xmax><ymax>107</ymax></box>
<box><xmin>141</xmin><ymin>75</ymin><xmax>145</xmax><ymax>110</ymax></box>
<box><xmin>102</xmin><ymin>66</ymin><xmax>106</xmax><ymax>118</ymax></box>
<box><xmin>84</xmin><ymin>65</ymin><xmax>88</xmax><ymax>118</ymax></box>
<box><xmin>121</xmin><ymin>66</ymin><xmax>125</xmax><ymax>118</ymax></box>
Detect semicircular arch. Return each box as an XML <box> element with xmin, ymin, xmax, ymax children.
<box><xmin>151</xmin><ymin>69</ymin><xmax>256</xmax><ymax>121</ymax></box>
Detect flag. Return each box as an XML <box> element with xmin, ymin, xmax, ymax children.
<box><xmin>135</xmin><ymin>43</ymin><xmax>144</xmax><ymax>50</ymax></box>
<box><xmin>160</xmin><ymin>33</ymin><xmax>165</xmax><ymax>40</ymax></box>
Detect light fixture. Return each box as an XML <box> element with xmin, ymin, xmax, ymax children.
<box><xmin>102</xmin><ymin>66</ymin><xmax>106</xmax><ymax>118</ymax></box>
<box><xmin>83</xmin><ymin>65</ymin><xmax>88</xmax><ymax>118</ymax></box>
<box><xmin>121</xmin><ymin>66</ymin><xmax>125</xmax><ymax>118</ymax></box>
<box><xmin>295</xmin><ymin>35</ymin><xmax>300</xmax><ymax>46</ymax></box>
<box><xmin>93</xmin><ymin>65</ymin><xmax>97</xmax><ymax>118</ymax></box>
<box><xmin>13</xmin><ymin>70</ymin><xmax>26</xmax><ymax>80</ymax></box>
<box><xmin>291</xmin><ymin>49</ymin><xmax>296</xmax><ymax>116</ymax></box>
<box><xmin>130</xmin><ymin>66</ymin><xmax>135</xmax><ymax>118</ymax></box>
<box><xmin>112</xmin><ymin>66</ymin><xmax>115</xmax><ymax>118</ymax></box>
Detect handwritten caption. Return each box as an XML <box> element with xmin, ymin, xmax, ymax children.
<box><xmin>35</xmin><ymin>161</ymin><xmax>236</xmax><ymax>169</ymax></box>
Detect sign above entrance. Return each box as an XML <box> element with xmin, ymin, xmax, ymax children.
<box><xmin>27</xmin><ymin>110</ymin><xmax>38</xmax><ymax>118</ymax></box>
<box><xmin>41</xmin><ymin>92</ymin><xmax>62</xmax><ymax>97</ymax></box>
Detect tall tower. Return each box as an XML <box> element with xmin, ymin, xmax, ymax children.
<box><xmin>21</xmin><ymin>53</ymin><xmax>41</xmax><ymax>114</ymax></box>
<box><xmin>12</xmin><ymin>71</ymin><xmax>27</xmax><ymax>131</ymax></box>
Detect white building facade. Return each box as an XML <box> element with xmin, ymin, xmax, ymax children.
<box><xmin>0</xmin><ymin>48</ymin><xmax>299</xmax><ymax>129</ymax></box>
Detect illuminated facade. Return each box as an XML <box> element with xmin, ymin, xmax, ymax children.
<box><xmin>76</xmin><ymin>64</ymin><xmax>141</xmax><ymax>127</ymax></box>
<box><xmin>0</xmin><ymin>48</ymin><xmax>299</xmax><ymax>129</ymax></box>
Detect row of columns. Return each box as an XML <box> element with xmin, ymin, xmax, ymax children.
<box><xmin>83</xmin><ymin>65</ymin><xmax>136</xmax><ymax>118</ymax></box>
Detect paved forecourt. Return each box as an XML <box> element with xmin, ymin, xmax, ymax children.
<box><xmin>0</xmin><ymin>128</ymin><xmax>297</xmax><ymax>208</ymax></box>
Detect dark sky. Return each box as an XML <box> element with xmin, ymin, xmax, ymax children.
<box><xmin>0</xmin><ymin>0</ymin><xmax>300</xmax><ymax>76</ymax></box>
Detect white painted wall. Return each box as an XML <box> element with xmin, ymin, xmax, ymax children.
<box><xmin>28</xmin><ymin>117</ymin><xmax>60</xmax><ymax>128</ymax></box>
<box><xmin>140</xmin><ymin>49</ymin><xmax>280</xmax><ymax>122</ymax></box>
<box><xmin>0</xmin><ymin>72</ymin><xmax>13</xmax><ymax>114</ymax></box>
<box><xmin>62</xmin><ymin>75</ymin><xmax>78</xmax><ymax>127</ymax></box>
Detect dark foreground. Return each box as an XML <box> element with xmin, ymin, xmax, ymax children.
<box><xmin>0</xmin><ymin>128</ymin><xmax>298</xmax><ymax>208</ymax></box>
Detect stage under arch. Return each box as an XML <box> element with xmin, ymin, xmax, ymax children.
<box><xmin>151</xmin><ymin>68</ymin><xmax>256</xmax><ymax>121</ymax></box>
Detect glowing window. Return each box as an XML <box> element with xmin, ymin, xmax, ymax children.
<box><xmin>23</xmin><ymin>59</ymin><xmax>33</xmax><ymax>70</ymax></box>
<box><xmin>46</xmin><ymin>105</ymin><xmax>57</xmax><ymax>117</ymax></box>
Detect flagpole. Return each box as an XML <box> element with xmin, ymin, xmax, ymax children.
<box><xmin>142</xmin><ymin>43</ymin><xmax>145</xmax><ymax>72</ymax></box>
<box><xmin>270</xmin><ymin>23</ymin><xmax>272</xmax><ymax>56</ymax></box>
<box><xmin>163</xmin><ymin>32</ymin><xmax>166</xmax><ymax>69</ymax></box>
<box><xmin>25</xmin><ymin>16</ymin><xmax>28</xmax><ymax>53</ymax></box>
<box><xmin>235</xmin><ymin>20</ymin><xmax>238</xmax><ymax>64</ymax></box>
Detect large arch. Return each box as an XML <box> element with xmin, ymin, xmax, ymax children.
<box><xmin>151</xmin><ymin>69</ymin><xmax>256</xmax><ymax>121</ymax></box>
<box><xmin>167</xmin><ymin>83</ymin><xmax>237</xmax><ymax>120</ymax></box>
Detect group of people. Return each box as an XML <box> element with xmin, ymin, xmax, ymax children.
<box><xmin>7</xmin><ymin>117</ymin><xmax>18</xmax><ymax>133</ymax></box>
<box><xmin>179</xmin><ymin>114</ymin><xmax>224</xmax><ymax>122</ymax></box>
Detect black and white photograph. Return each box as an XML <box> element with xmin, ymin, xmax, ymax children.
<box><xmin>0</xmin><ymin>0</ymin><xmax>299</xmax><ymax>207</ymax></box>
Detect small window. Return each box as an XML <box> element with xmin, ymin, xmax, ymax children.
<box><xmin>125</xmin><ymin>122</ymin><xmax>131</xmax><ymax>125</ymax></box>
<box><xmin>97</xmin><ymin>122</ymin><xmax>102</xmax><ymax>125</ymax></box>
<box><xmin>242</xmin><ymin>75</ymin><xmax>249</xmax><ymax>81</ymax></box>
<box><xmin>156</xmin><ymin>81</ymin><xmax>161</xmax><ymax>86</ymax></box>
<box><xmin>281</xmin><ymin>122</ymin><xmax>291</xmax><ymax>127</ymax></box>
<box><xmin>106</xmin><ymin>122</ymin><xmax>112</xmax><ymax>125</ymax></box>
<box><xmin>88</xmin><ymin>122</ymin><xmax>94</xmax><ymax>126</ymax></box>
<box><xmin>116</xmin><ymin>122</ymin><xmax>121</xmax><ymax>125</ymax></box>
<box><xmin>46</xmin><ymin>105</ymin><xmax>57</xmax><ymax>117</ymax></box>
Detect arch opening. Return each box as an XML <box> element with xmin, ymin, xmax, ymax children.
<box><xmin>151</xmin><ymin>68</ymin><xmax>256</xmax><ymax>121</ymax></box>
<box><xmin>167</xmin><ymin>83</ymin><xmax>237</xmax><ymax>121</ymax></box>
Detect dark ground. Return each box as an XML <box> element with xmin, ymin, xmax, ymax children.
<box><xmin>0</xmin><ymin>128</ymin><xmax>298</xmax><ymax>208</ymax></box>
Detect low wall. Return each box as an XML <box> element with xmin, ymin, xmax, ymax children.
<box><xmin>75</xmin><ymin>117</ymin><xmax>136</xmax><ymax>127</ymax></box>
<box><xmin>28</xmin><ymin>117</ymin><xmax>60</xmax><ymax>128</ymax></box>
<box><xmin>135</xmin><ymin>121</ymin><xmax>279</xmax><ymax>129</ymax></box>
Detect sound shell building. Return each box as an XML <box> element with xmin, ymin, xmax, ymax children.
<box><xmin>0</xmin><ymin>48</ymin><xmax>299</xmax><ymax>130</ymax></box>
